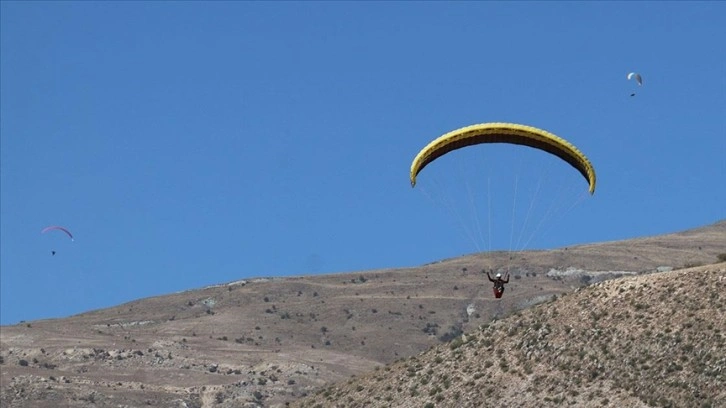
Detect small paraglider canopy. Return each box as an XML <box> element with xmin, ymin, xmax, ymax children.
<box><xmin>627</xmin><ymin>72</ymin><xmax>643</xmax><ymax>96</ymax></box>
<box><xmin>41</xmin><ymin>226</ymin><xmax>74</xmax><ymax>241</ymax></box>
<box><xmin>627</xmin><ymin>72</ymin><xmax>643</xmax><ymax>86</ymax></box>
<box><xmin>41</xmin><ymin>226</ymin><xmax>73</xmax><ymax>256</ymax></box>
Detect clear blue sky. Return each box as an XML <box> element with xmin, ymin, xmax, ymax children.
<box><xmin>2</xmin><ymin>2</ymin><xmax>724</xmax><ymax>325</ymax></box>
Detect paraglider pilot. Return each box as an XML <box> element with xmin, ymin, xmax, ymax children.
<box><xmin>487</xmin><ymin>270</ymin><xmax>509</xmax><ymax>299</ymax></box>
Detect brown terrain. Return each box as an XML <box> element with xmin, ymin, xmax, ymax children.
<box><xmin>1</xmin><ymin>220</ymin><xmax>724</xmax><ymax>408</ymax></box>
<box><xmin>295</xmin><ymin>262</ymin><xmax>725</xmax><ymax>408</ymax></box>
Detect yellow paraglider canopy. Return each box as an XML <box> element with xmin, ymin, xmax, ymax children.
<box><xmin>410</xmin><ymin>122</ymin><xmax>596</xmax><ymax>194</ymax></box>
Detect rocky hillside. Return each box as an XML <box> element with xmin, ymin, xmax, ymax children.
<box><xmin>1</xmin><ymin>221</ymin><xmax>724</xmax><ymax>407</ymax></box>
<box><xmin>294</xmin><ymin>263</ymin><xmax>726</xmax><ymax>408</ymax></box>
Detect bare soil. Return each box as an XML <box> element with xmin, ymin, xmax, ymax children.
<box><xmin>1</xmin><ymin>220</ymin><xmax>724</xmax><ymax>407</ymax></box>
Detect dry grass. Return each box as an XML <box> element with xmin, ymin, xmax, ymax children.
<box><xmin>1</xmin><ymin>220</ymin><xmax>724</xmax><ymax>407</ymax></box>
<box><xmin>294</xmin><ymin>263</ymin><xmax>726</xmax><ymax>408</ymax></box>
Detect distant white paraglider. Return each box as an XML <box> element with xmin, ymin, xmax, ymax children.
<box><xmin>627</xmin><ymin>72</ymin><xmax>643</xmax><ymax>96</ymax></box>
<box><xmin>627</xmin><ymin>72</ymin><xmax>643</xmax><ymax>86</ymax></box>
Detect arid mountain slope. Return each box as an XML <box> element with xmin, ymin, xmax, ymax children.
<box><xmin>294</xmin><ymin>263</ymin><xmax>726</xmax><ymax>408</ymax></box>
<box><xmin>1</xmin><ymin>221</ymin><xmax>724</xmax><ymax>407</ymax></box>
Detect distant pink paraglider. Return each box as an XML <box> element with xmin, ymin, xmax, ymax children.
<box><xmin>41</xmin><ymin>226</ymin><xmax>74</xmax><ymax>241</ymax></box>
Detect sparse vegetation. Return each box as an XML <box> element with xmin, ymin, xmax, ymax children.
<box><xmin>683</xmin><ymin>261</ymin><xmax>704</xmax><ymax>269</ymax></box>
<box><xmin>293</xmin><ymin>262</ymin><xmax>726</xmax><ymax>408</ymax></box>
<box><xmin>2</xmin><ymin>223</ymin><xmax>724</xmax><ymax>408</ymax></box>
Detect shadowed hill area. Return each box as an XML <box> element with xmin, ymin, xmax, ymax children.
<box><xmin>1</xmin><ymin>221</ymin><xmax>724</xmax><ymax>407</ymax></box>
<box><xmin>293</xmin><ymin>263</ymin><xmax>725</xmax><ymax>408</ymax></box>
